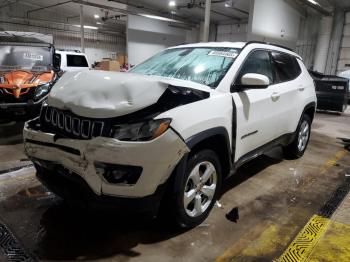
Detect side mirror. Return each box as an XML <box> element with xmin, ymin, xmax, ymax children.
<box><xmin>53</xmin><ymin>54</ymin><xmax>61</xmax><ymax>71</ymax></box>
<box><xmin>240</xmin><ymin>73</ymin><xmax>270</xmax><ymax>88</ymax></box>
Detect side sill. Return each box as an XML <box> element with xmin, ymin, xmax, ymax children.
<box><xmin>231</xmin><ymin>132</ymin><xmax>295</xmax><ymax>173</ymax></box>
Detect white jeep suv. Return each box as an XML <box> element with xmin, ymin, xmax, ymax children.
<box><xmin>24</xmin><ymin>42</ymin><xmax>316</xmax><ymax>228</ymax></box>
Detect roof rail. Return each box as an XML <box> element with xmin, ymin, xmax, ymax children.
<box><xmin>56</xmin><ymin>49</ymin><xmax>82</xmax><ymax>53</ymax></box>
<box><xmin>243</xmin><ymin>41</ymin><xmax>293</xmax><ymax>52</ymax></box>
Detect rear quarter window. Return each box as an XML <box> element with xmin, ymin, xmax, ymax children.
<box><xmin>66</xmin><ymin>54</ymin><xmax>88</xmax><ymax>67</ymax></box>
<box><xmin>271</xmin><ymin>52</ymin><xmax>301</xmax><ymax>83</ymax></box>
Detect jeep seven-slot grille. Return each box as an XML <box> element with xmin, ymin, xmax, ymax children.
<box><xmin>41</xmin><ymin>106</ymin><xmax>106</xmax><ymax>139</ymax></box>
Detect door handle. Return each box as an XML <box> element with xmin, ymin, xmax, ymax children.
<box><xmin>298</xmin><ymin>86</ymin><xmax>305</xmax><ymax>91</ymax></box>
<box><xmin>271</xmin><ymin>92</ymin><xmax>280</xmax><ymax>102</ymax></box>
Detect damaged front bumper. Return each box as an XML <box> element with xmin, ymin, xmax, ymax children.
<box><xmin>23</xmin><ymin>118</ymin><xmax>189</xmax><ymax>200</ymax></box>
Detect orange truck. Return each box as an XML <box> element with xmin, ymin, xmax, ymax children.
<box><xmin>0</xmin><ymin>31</ymin><xmax>60</xmax><ymax>121</ymax></box>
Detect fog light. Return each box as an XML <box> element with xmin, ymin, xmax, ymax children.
<box><xmin>94</xmin><ymin>162</ymin><xmax>142</xmax><ymax>185</ymax></box>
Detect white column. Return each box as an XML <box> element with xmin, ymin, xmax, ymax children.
<box><xmin>313</xmin><ymin>16</ymin><xmax>333</xmax><ymax>73</ymax></box>
<box><xmin>80</xmin><ymin>4</ymin><xmax>85</xmax><ymax>53</ymax></box>
<box><xmin>202</xmin><ymin>0</ymin><xmax>211</xmax><ymax>42</ymax></box>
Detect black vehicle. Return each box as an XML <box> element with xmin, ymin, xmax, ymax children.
<box><xmin>309</xmin><ymin>70</ymin><xmax>349</xmax><ymax>113</ymax></box>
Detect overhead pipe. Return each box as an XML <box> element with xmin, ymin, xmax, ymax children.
<box><xmin>7</xmin><ymin>16</ymin><xmax>125</xmax><ymax>35</ymax></box>
<box><xmin>26</xmin><ymin>0</ymin><xmax>72</xmax><ymax>18</ymax></box>
<box><xmin>0</xmin><ymin>19</ymin><xmax>124</xmax><ymax>36</ymax></box>
<box><xmin>208</xmin><ymin>0</ymin><xmax>249</xmax><ymax>15</ymax></box>
<box><xmin>72</xmin><ymin>0</ymin><xmax>195</xmax><ymax>26</ymax></box>
<box><xmin>177</xmin><ymin>1</ymin><xmax>241</xmax><ymax>21</ymax></box>
<box><xmin>297</xmin><ymin>0</ymin><xmax>332</xmax><ymax>16</ymax></box>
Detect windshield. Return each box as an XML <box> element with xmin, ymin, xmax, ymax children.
<box><xmin>0</xmin><ymin>45</ymin><xmax>53</xmax><ymax>72</ymax></box>
<box><xmin>130</xmin><ymin>47</ymin><xmax>240</xmax><ymax>88</ymax></box>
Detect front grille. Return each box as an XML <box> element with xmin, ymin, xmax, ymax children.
<box><xmin>0</xmin><ymin>86</ymin><xmax>36</xmax><ymax>104</ymax></box>
<box><xmin>41</xmin><ymin>106</ymin><xmax>106</xmax><ymax>139</ymax></box>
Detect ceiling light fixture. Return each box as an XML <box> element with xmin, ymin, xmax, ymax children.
<box><xmin>73</xmin><ymin>24</ymin><xmax>99</xmax><ymax>30</ymax></box>
<box><xmin>306</xmin><ymin>0</ymin><xmax>319</xmax><ymax>6</ymax></box>
<box><xmin>169</xmin><ymin>1</ymin><xmax>176</xmax><ymax>7</ymax></box>
<box><xmin>94</xmin><ymin>14</ymin><xmax>100</xmax><ymax>19</ymax></box>
<box><xmin>139</xmin><ymin>13</ymin><xmax>181</xmax><ymax>23</ymax></box>
<box><xmin>224</xmin><ymin>0</ymin><xmax>233</xmax><ymax>8</ymax></box>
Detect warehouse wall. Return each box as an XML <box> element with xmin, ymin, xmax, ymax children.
<box><xmin>248</xmin><ymin>0</ymin><xmax>301</xmax><ymax>46</ymax></box>
<box><xmin>295</xmin><ymin>12</ymin><xmax>320</xmax><ymax>70</ymax></box>
<box><xmin>127</xmin><ymin>15</ymin><xmax>188</xmax><ymax>66</ymax></box>
<box><xmin>336</xmin><ymin>11</ymin><xmax>350</xmax><ymax>75</ymax></box>
<box><xmin>0</xmin><ymin>22</ymin><xmax>126</xmax><ymax>65</ymax></box>
<box><xmin>216</xmin><ymin>24</ymin><xmax>248</xmax><ymax>42</ymax></box>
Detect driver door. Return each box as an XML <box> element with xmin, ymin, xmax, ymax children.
<box><xmin>232</xmin><ymin>49</ymin><xmax>281</xmax><ymax>161</ymax></box>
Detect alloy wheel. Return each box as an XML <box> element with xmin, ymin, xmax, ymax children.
<box><xmin>183</xmin><ymin>161</ymin><xmax>217</xmax><ymax>217</ymax></box>
<box><xmin>297</xmin><ymin>120</ymin><xmax>309</xmax><ymax>152</ymax></box>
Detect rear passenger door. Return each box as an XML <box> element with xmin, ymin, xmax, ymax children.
<box><xmin>269</xmin><ymin>51</ymin><xmax>303</xmax><ymax>135</ymax></box>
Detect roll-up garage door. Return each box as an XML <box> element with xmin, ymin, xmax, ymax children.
<box><xmin>337</xmin><ymin>12</ymin><xmax>350</xmax><ymax>75</ymax></box>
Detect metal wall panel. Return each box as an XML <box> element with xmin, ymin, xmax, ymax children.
<box><xmin>337</xmin><ymin>12</ymin><xmax>350</xmax><ymax>75</ymax></box>
<box><xmin>295</xmin><ymin>14</ymin><xmax>320</xmax><ymax>70</ymax></box>
<box><xmin>216</xmin><ymin>24</ymin><xmax>248</xmax><ymax>42</ymax></box>
<box><xmin>0</xmin><ymin>22</ymin><xmax>126</xmax><ymax>65</ymax></box>
<box><xmin>339</xmin><ymin>49</ymin><xmax>350</xmax><ymax>59</ymax></box>
<box><xmin>346</xmin><ymin>12</ymin><xmax>350</xmax><ymax>24</ymax></box>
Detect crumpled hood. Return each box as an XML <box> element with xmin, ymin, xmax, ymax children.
<box><xmin>48</xmin><ymin>70</ymin><xmax>210</xmax><ymax>118</ymax></box>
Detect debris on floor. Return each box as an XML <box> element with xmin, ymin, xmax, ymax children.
<box><xmin>226</xmin><ymin>207</ymin><xmax>239</xmax><ymax>223</ymax></box>
<box><xmin>338</xmin><ymin>137</ymin><xmax>350</xmax><ymax>151</ymax></box>
<box><xmin>215</xmin><ymin>200</ymin><xmax>223</xmax><ymax>209</ymax></box>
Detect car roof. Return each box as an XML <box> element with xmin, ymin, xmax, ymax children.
<box><xmin>56</xmin><ymin>50</ymin><xmax>87</xmax><ymax>56</ymax></box>
<box><xmin>167</xmin><ymin>41</ymin><xmax>301</xmax><ymax>59</ymax></box>
<box><xmin>169</xmin><ymin>42</ymin><xmax>247</xmax><ymax>49</ymax></box>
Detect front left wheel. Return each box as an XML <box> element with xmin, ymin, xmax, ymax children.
<box><xmin>163</xmin><ymin>149</ymin><xmax>222</xmax><ymax>228</ymax></box>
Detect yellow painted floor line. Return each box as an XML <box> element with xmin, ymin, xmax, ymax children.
<box><xmin>276</xmin><ymin>215</ymin><xmax>330</xmax><ymax>262</ymax></box>
<box><xmin>215</xmin><ymin>150</ymin><xmax>350</xmax><ymax>262</ymax></box>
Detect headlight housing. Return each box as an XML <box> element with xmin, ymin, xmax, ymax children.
<box><xmin>111</xmin><ymin>118</ymin><xmax>171</xmax><ymax>141</ymax></box>
<box><xmin>34</xmin><ymin>82</ymin><xmax>51</xmax><ymax>100</ymax></box>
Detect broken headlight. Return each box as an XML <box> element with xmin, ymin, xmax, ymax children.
<box><xmin>34</xmin><ymin>82</ymin><xmax>51</xmax><ymax>100</ymax></box>
<box><xmin>111</xmin><ymin>118</ymin><xmax>171</xmax><ymax>141</ymax></box>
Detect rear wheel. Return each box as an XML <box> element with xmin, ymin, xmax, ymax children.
<box><xmin>283</xmin><ymin>114</ymin><xmax>311</xmax><ymax>159</ymax></box>
<box><xmin>163</xmin><ymin>149</ymin><xmax>222</xmax><ymax>228</ymax></box>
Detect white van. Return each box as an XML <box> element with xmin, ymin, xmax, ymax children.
<box><xmin>55</xmin><ymin>50</ymin><xmax>90</xmax><ymax>72</ymax></box>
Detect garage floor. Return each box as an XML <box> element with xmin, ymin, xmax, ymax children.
<box><xmin>0</xmin><ymin>109</ymin><xmax>349</xmax><ymax>262</ymax></box>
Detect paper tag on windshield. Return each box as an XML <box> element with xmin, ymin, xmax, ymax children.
<box><xmin>23</xmin><ymin>53</ymin><xmax>44</xmax><ymax>61</ymax></box>
<box><xmin>208</xmin><ymin>50</ymin><xmax>238</xmax><ymax>58</ymax></box>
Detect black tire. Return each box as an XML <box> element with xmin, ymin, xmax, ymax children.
<box><xmin>162</xmin><ymin>149</ymin><xmax>222</xmax><ymax>228</ymax></box>
<box><xmin>283</xmin><ymin>114</ymin><xmax>311</xmax><ymax>159</ymax></box>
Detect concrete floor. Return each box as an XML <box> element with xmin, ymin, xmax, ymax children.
<box><xmin>0</xmin><ymin>109</ymin><xmax>349</xmax><ymax>262</ymax></box>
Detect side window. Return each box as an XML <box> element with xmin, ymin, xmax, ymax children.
<box><xmin>271</xmin><ymin>52</ymin><xmax>301</xmax><ymax>83</ymax></box>
<box><xmin>236</xmin><ymin>50</ymin><xmax>274</xmax><ymax>85</ymax></box>
<box><xmin>66</xmin><ymin>55</ymin><xmax>88</xmax><ymax>67</ymax></box>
